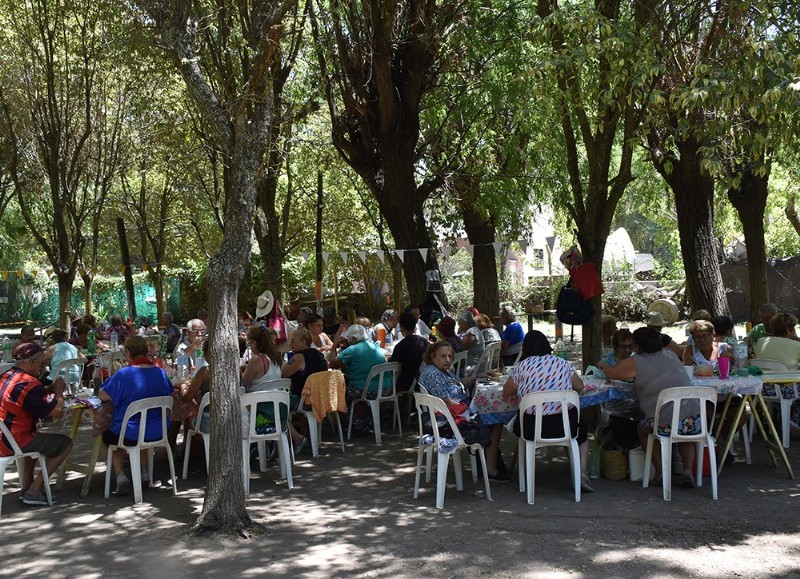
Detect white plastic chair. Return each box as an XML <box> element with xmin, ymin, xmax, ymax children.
<box><xmin>300</xmin><ymin>371</ymin><xmax>346</xmax><ymax>457</ymax></box>
<box><xmin>412</xmin><ymin>392</ymin><xmax>492</xmax><ymax>508</ymax></box>
<box><xmin>181</xmin><ymin>392</ymin><xmax>210</xmax><ymax>479</ymax></box>
<box><xmin>750</xmin><ymin>358</ymin><xmax>796</xmax><ymax>448</ymax></box>
<box><xmin>241</xmin><ymin>389</ymin><xmax>293</xmax><ymax>493</ymax></box>
<box><xmin>516</xmin><ymin>390</ymin><xmax>581</xmax><ymax>505</ymax></box>
<box><xmin>451</xmin><ymin>350</ymin><xmax>468</xmax><ymax>377</ymax></box>
<box><xmin>248</xmin><ymin>379</ymin><xmax>294</xmax><ymax>469</ymax></box>
<box><xmin>643</xmin><ymin>386</ymin><xmax>718</xmax><ymax>501</ymax></box>
<box><xmin>468</xmin><ymin>342</ymin><xmax>502</xmax><ymax>378</ymax></box>
<box><xmin>103</xmin><ymin>396</ymin><xmax>178</xmax><ymax>504</ymax></box>
<box><xmin>54</xmin><ymin>357</ymin><xmax>86</xmax><ymax>395</ymax></box>
<box><xmin>0</xmin><ymin>420</ymin><xmax>54</xmax><ymax>516</ymax></box>
<box><xmin>100</xmin><ymin>351</ymin><xmax>127</xmax><ymax>377</ymax></box>
<box><xmin>347</xmin><ymin>362</ymin><xmax>402</xmax><ymax>444</ymax></box>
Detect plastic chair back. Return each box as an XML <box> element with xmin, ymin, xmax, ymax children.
<box><xmin>414</xmin><ymin>392</ymin><xmax>466</xmax><ymax>447</ymax></box>
<box><xmin>750</xmin><ymin>358</ymin><xmax>790</xmax><ymax>372</ymax></box>
<box><xmin>471</xmin><ymin>342</ymin><xmax>501</xmax><ymax>376</ymax></box>
<box><xmin>653</xmin><ymin>387</ymin><xmax>716</xmax><ymax>443</ymax></box>
<box><xmin>518</xmin><ymin>390</ymin><xmax>580</xmax><ymax>445</ymax></box>
<box><xmin>240</xmin><ymin>389</ymin><xmax>293</xmax><ymax>491</ymax></box>
<box><xmin>114</xmin><ymin>396</ymin><xmax>174</xmax><ymax>448</ymax></box>
<box><xmin>248</xmin><ymin>378</ymin><xmax>291</xmax><ymax>393</ymax></box>
<box><xmin>54</xmin><ymin>357</ymin><xmax>85</xmax><ymax>395</ymax></box>
<box><xmin>451</xmin><ymin>350</ymin><xmax>468</xmax><ymax>377</ymax></box>
<box><xmin>361</xmin><ymin>362</ymin><xmax>399</xmax><ymax>402</ymax></box>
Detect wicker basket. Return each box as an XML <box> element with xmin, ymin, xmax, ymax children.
<box><xmin>601</xmin><ymin>448</ymin><xmax>628</xmax><ymax>480</ymax></box>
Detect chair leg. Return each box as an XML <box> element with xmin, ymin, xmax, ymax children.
<box><xmin>129</xmin><ymin>450</ymin><xmax>143</xmax><ymax>504</ymax></box>
<box><xmin>436</xmin><ymin>452</ymin><xmax>450</xmax><ymax>508</ymax></box>
<box><xmin>741</xmin><ymin>423</ymin><xmax>751</xmax><ymax>464</ymax></box>
<box><xmin>202</xmin><ymin>435</ymin><xmax>210</xmax><ymax>473</ymax></box>
<box><xmin>518</xmin><ymin>438</ymin><xmax>525</xmax><ymax>493</ymax></box>
<box><xmin>369</xmin><ymin>401</ymin><xmax>382</xmax><ymax>444</ymax></box>
<box><xmin>695</xmin><ymin>442</ymin><xmax>704</xmax><ymax>488</ymax></box>
<box><xmin>104</xmin><ymin>447</ymin><xmax>114</xmax><ymax>498</ymax></box>
<box><xmin>346</xmin><ymin>402</ymin><xmax>355</xmax><ymax>441</ymax></box>
<box><xmin>660</xmin><ymin>439</ymin><xmax>671</xmax><ymax>501</ymax></box>
<box><xmin>281</xmin><ymin>433</ymin><xmax>293</xmax><ymax>489</ymax></box>
<box><xmin>258</xmin><ymin>441</ymin><xmax>268</xmax><ymax>472</ymax></box>
<box><xmin>707</xmin><ymin>437</ymin><xmax>718</xmax><ymax>500</ymax></box>
<box><xmin>425</xmin><ymin>446</ymin><xmax>433</xmax><ymax>483</ymax></box>
<box><xmin>478</xmin><ymin>448</ymin><xmax>492</xmax><ymax>501</ymax></box>
<box><xmin>453</xmin><ymin>449</ymin><xmax>464</xmax><ymax>491</ymax></box>
<box><xmin>394</xmin><ymin>399</ymin><xmax>403</xmax><ymax>437</ymax></box>
<box><xmin>469</xmin><ymin>451</ymin><xmax>478</xmax><ymax>484</ymax></box>
<box><xmin>526</xmin><ymin>441</ymin><xmax>536</xmax><ymax>505</ymax></box>
<box><xmin>242</xmin><ymin>440</ymin><xmax>250</xmax><ymax>495</ymax></box>
<box><xmin>306</xmin><ymin>414</ymin><xmax>319</xmax><ymax>458</ymax></box>
<box><xmin>164</xmin><ymin>444</ymin><xmax>178</xmax><ymax>495</ymax></box>
<box><xmin>33</xmin><ymin>455</ymin><xmax>53</xmax><ymax>507</ymax></box>
<box><xmin>570</xmin><ymin>441</ymin><xmax>581</xmax><ymax>503</ymax></box>
<box><xmin>334</xmin><ymin>413</ymin><xmax>345</xmax><ymax>452</ymax></box>
<box><xmin>781</xmin><ymin>401</ymin><xmax>791</xmax><ymax>448</ymax></box>
<box><xmin>642</xmin><ymin>435</ymin><xmax>654</xmax><ymax>489</ymax></box>
<box><xmin>147</xmin><ymin>448</ymin><xmax>155</xmax><ymax>488</ymax></box>
<box><xmin>413</xmin><ymin>446</ymin><xmax>425</xmax><ymax>499</ymax></box>
<box><xmin>182</xmin><ymin>430</ymin><xmax>194</xmax><ymax>479</ymax></box>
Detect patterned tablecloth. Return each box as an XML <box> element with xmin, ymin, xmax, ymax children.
<box><xmin>470</xmin><ymin>374</ymin><xmax>763</xmax><ymax>425</ymax></box>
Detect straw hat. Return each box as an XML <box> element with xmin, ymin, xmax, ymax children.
<box><xmin>255</xmin><ymin>290</ymin><xmax>275</xmax><ymax>319</ymax></box>
<box><xmin>646</xmin><ymin>311</ymin><xmax>667</xmax><ymax>327</ymax></box>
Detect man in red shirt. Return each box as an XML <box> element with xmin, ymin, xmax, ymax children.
<box><xmin>0</xmin><ymin>342</ymin><xmax>72</xmax><ymax>506</ymax></box>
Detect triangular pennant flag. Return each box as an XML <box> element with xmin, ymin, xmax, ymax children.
<box><xmin>376</xmin><ymin>250</ymin><xmax>385</xmax><ymax>264</ymax></box>
<box><xmin>419</xmin><ymin>248</ymin><xmax>428</xmax><ymax>264</ymax></box>
<box><xmin>396</xmin><ymin>249</ymin><xmax>405</xmax><ymax>263</ymax></box>
<box><xmin>142</xmin><ymin>264</ymin><xmax>149</xmax><ymax>272</ymax></box>
<box><xmin>339</xmin><ymin>252</ymin><xmax>348</xmax><ymax>265</ymax></box>
<box><xmin>357</xmin><ymin>251</ymin><xmax>367</xmax><ymax>264</ymax></box>
<box><xmin>301</xmin><ymin>252</ymin><xmax>308</xmax><ymax>261</ymax></box>
<box><xmin>91</xmin><ymin>267</ymin><xmax>98</xmax><ymax>275</ymax></box>
<box><xmin>321</xmin><ymin>252</ymin><xmax>329</xmax><ymax>265</ymax></box>
<box><xmin>47</xmin><ymin>270</ymin><xmax>54</xmax><ymax>278</ymax></box>
<box><xmin>31</xmin><ymin>270</ymin><xmax>38</xmax><ymax>278</ymax></box>
<box><xmin>518</xmin><ymin>240</ymin><xmax>528</xmax><ymax>253</ymax></box>
<box><xmin>119</xmin><ymin>266</ymin><xmax>126</xmax><ymax>273</ymax></box>
<box><xmin>441</xmin><ymin>246</ymin><xmax>451</xmax><ymax>258</ymax></box>
<box><xmin>16</xmin><ymin>271</ymin><xmax>23</xmax><ymax>279</ymax></box>
<box><xmin>0</xmin><ymin>272</ymin><xmax>7</xmax><ymax>280</ymax></box>
<box><xmin>464</xmin><ymin>245</ymin><xmax>475</xmax><ymax>257</ymax></box>
<box><xmin>492</xmin><ymin>242</ymin><xmax>504</xmax><ymax>257</ymax></box>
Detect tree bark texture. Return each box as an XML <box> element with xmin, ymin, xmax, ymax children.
<box><xmin>728</xmin><ymin>164</ymin><xmax>770</xmax><ymax>323</ymax></box>
<box><xmin>459</xmin><ymin>175</ymin><xmax>499</xmax><ymax>318</ymax></box>
<box><xmin>654</xmin><ymin>137</ymin><xmax>729</xmax><ymax>316</ymax></box>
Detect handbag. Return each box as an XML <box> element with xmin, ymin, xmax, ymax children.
<box><xmin>267</xmin><ymin>299</ymin><xmax>289</xmax><ymax>346</ymax></box>
<box><xmin>556</xmin><ymin>281</ymin><xmax>594</xmax><ymax>325</ymax></box>
<box><xmin>569</xmin><ymin>262</ymin><xmax>604</xmax><ymax>300</ymax></box>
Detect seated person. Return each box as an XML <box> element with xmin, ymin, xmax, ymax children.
<box><xmin>0</xmin><ymin>343</ymin><xmax>72</xmax><ymax>506</ymax></box>
<box><xmin>161</xmin><ymin>312</ymin><xmax>182</xmax><ymax>354</ymax></box>
<box><xmin>98</xmin><ymin>336</ymin><xmax>175</xmax><ymax>496</ymax></box>
<box><xmin>42</xmin><ymin>329</ymin><xmax>86</xmax><ymax>387</ymax></box>
<box><xmin>682</xmin><ymin>319</ymin><xmax>719</xmax><ymax>370</ymax></box>
<box><xmin>747</xmin><ymin>303</ymin><xmax>779</xmax><ymax>348</ymax></box>
<box><xmin>281</xmin><ymin>327</ymin><xmax>328</xmax><ymax>407</ymax></box>
<box><xmin>373</xmin><ymin>309</ymin><xmax>399</xmax><ymax>343</ymax></box>
<box><xmin>755</xmin><ymin>313</ymin><xmax>800</xmax><ymax>370</ymax></box>
<box><xmin>476</xmin><ymin>314</ymin><xmax>500</xmax><ymax>345</ymax></box>
<box><xmin>306</xmin><ymin>313</ymin><xmax>334</xmax><ymax>353</ymax></box>
<box><xmin>17</xmin><ymin>324</ymin><xmax>40</xmax><ymax>347</ymax></box>
<box><xmin>456</xmin><ymin>310</ymin><xmax>485</xmax><ymax>375</ymax></box>
<box><xmin>645</xmin><ymin>312</ymin><xmax>684</xmax><ymax>359</ymax></box>
<box><xmin>712</xmin><ymin>315</ymin><xmax>737</xmax><ymax>348</ymax></box>
<box><xmin>103</xmin><ymin>315</ymin><xmax>131</xmax><ymax>343</ymax></box>
<box><xmin>435</xmin><ymin>316</ymin><xmax>464</xmax><ymax>355</ymax></box>
<box><xmin>329</xmin><ymin>324</ymin><xmax>390</xmax><ymax>435</ymax></box>
<box><xmin>170</xmin><ymin>341</ymin><xmax>210</xmax><ymax>449</ymax></box>
<box><xmin>404</xmin><ymin>304</ymin><xmax>432</xmax><ymax>338</ymax></box>
<box><xmin>499</xmin><ymin>306</ymin><xmax>524</xmax><ymax>366</ymax></box>
<box><xmin>602</xmin><ymin>329</ymin><xmax>634</xmax><ymax>367</ymax></box>
<box><xmin>390</xmin><ymin>313</ymin><xmax>429</xmax><ymax>392</ymax></box>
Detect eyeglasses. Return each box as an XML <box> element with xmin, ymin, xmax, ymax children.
<box><xmin>693</xmin><ymin>332</ymin><xmax>712</xmax><ymax>339</ymax></box>
<box><xmin>616</xmin><ymin>343</ymin><xmax>633</xmax><ymax>350</ymax></box>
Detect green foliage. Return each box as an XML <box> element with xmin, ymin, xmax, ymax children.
<box><xmin>601</xmin><ymin>281</ymin><xmax>651</xmax><ymax>322</ymax></box>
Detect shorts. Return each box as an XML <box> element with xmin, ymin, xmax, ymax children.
<box><xmin>640</xmin><ymin>415</ymin><xmax>701</xmax><ymax>437</ymax></box>
<box><xmin>22</xmin><ymin>432</ymin><xmax>73</xmax><ymax>458</ymax></box>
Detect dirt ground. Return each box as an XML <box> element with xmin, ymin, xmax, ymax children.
<box><xmin>3</xmin><ymin>411</ymin><xmax>800</xmax><ymax>579</ymax></box>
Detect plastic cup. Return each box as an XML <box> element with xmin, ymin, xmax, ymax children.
<box><xmin>718</xmin><ymin>356</ymin><xmax>731</xmax><ymax>380</ymax></box>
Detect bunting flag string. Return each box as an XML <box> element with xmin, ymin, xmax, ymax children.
<box><xmin>419</xmin><ymin>248</ymin><xmax>428</xmax><ymax>264</ymax></box>
<box><xmin>492</xmin><ymin>242</ymin><xmax>504</xmax><ymax>258</ymax></box>
<box><xmin>464</xmin><ymin>245</ymin><xmax>475</xmax><ymax>257</ymax></box>
<box><xmin>339</xmin><ymin>252</ymin><xmax>348</xmax><ymax>265</ymax></box>
<box><xmin>357</xmin><ymin>251</ymin><xmax>367</xmax><ymax>264</ymax></box>
<box><xmin>376</xmin><ymin>250</ymin><xmax>385</xmax><ymax>264</ymax></box>
<box><xmin>321</xmin><ymin>252</ymin><xmax>330</xmax><ymax>266</ymax></box>
<box><xmin>395</xmin><ymin>249</ymin><xmax>405</xmax><ymax>263</ymax></box>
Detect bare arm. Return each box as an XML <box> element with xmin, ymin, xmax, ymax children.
<box><xmin>180</xmin><ymin>366</ymin><xmax>208</xmax><ymax>402</ymax></box>
<box><xmin>241</xmin><ymin>355</ymin><xmax>265</xmax><ymax>388</ymax></box>
<box><xmin>598</xmin><ymin>357</ymin><xmax>637</xmax><ymax>381</ymax></box>
<box><xmin>682</xmin><ymin>344</ymin><xmax>694</xmax><ymax>365</ymax></box>
<box><xmin>570</xmin><ymin>373</ymin><xmax>584</xmax><ymax>393</ymax></box>
<box><xmin>281</xmin><ymin>352</ymin><xmax>304</xmax><ymax>378</ymax></box>
<box><xmin>502</xmin><ymin>375</ymin><xmax>517</xmax><ymax>397</ymax></box>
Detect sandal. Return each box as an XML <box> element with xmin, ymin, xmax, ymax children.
<box><xmin>580</xmin><ymin>477</ymin><xmax>595</xmax><ymax>493</ymax></box>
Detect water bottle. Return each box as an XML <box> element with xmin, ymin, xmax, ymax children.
<box><xmin>2</xmin><ymin>336</ymin><xmax>11</xmax><ymax>363</ymax></box>
<box><xmin>110</xmin><ymin>329</ymin><xmax>119</xmax><ymax>351</ymax></box>
<box><xmin>176</xmin><ymin>352</ymin><xmax>189</xmax><ymax>379</ymax></box>
<box><xmin>194</xmin><ymin>347</ymin><xmax>204</xmax><ymax>371</ymax></box>
<box><xmin>733</xmin><ymin>339</ymin><xmax>748</xmax><ymax>377</ymax></box>
<box><xmin>385</xmin><ymin>332</ymin><xmax>393</xmax><ymax>350</ymax></box>
<box><xmin>554</xmin><ymin>339</ymin><xmax>567</xmax><ymax>360</ymax></box>
<box><xmin>87</xmin><ymin>329</ymin><xmax>96</xmax><ymax>355</ymax></box>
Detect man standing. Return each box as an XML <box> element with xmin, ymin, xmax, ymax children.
<box><xmin>0</xmin><ymin>343</ymin><xmax>72</xmax><ymax>506</ymax></box>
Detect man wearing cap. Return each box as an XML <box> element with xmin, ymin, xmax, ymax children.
<box><xmin>646</xmin><ymin>312</ymin><xmax>684</xmax><ymax>359</ymax></box>
<box><xmin>0</xmin><ymin>343</ymin><xmax>72</xmax><ymax>506</ymax></box>
<box><xmin>329</xmin><ymin>324</ymin><xmax>392</xmax><ymax>435</ymax></box>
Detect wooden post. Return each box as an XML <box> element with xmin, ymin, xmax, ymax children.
<box><xmin>315</xmin><ymin>171</ymin><xmax>323</xmax><ymax>314</ymax></box>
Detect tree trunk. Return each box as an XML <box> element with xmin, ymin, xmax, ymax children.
<box><xmin>149</xmin><ymin>267</ymin><xmax>166</xmax><ymax>319</ymax></box>
<box><xmin>462</xmin><ymin>203</ymin><xmax>499</xmax><ymax>318</ymax></box>
<box><xmin>81</xmin><ymin>272</ymin><xmax>94</xmax><ymax>318</ymax></box>
<box><xmin>728</xmin><ymin>164</ymin><xmax>770</xmax><ymax>323</ymax></box>
<box><xmin>658</xmin><ymin>139</ymin><xmax>729</xmax><ymax>316</ymax></box>
<box><xmin>57</xmin><ymin>274</ymin><xmax>73</xmax><ymax>331</ymax></box>
<box><xmin>254</xmin><ymin>174</ymin><xmax>285</xmax><ymax>300</ymax></box>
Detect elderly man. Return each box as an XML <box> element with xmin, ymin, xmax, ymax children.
<box><xmin>404</xmin><ymin>305</ymin><xmax>432</xmax><ymax>339</ymax></box>
<box><xmin>0</xmin><ymin>343</ymin><xmax>72</xmax><ymax>506</ymax></box>
<box><xmin>175</xmin><ymin>318</ymin><xmax>208</xmax><ymax>375</ymax></box>
<box><xmin>747</xmin><ymin>303</ymin><xmax>780</xmax><ymax>347</ymax></box>
<box><xmin>372</xmin><ymin>309</ymin><xmax>399</xmax><ymax>343</ymax></box>
<box><xmin>645</xmin><ymin>311</ymin><xmax>684</xmax><ymax>359</ymax></box>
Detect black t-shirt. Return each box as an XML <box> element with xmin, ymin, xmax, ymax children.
<box><xmin>660</xmin><ymin>333</ymin><xmax>673</xmax><ymax>348</ymax></box>
<box><xmin>390</xmin><ymin>335</ymin><xmax>429</xmax><ymax>392</ymax></box>
<box><xmin>290</xmin><ymin>348</ymin><xmax>329</xmax><ymax>398</ymax></box>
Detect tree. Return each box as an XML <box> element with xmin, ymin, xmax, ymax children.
<box><xmin>310</xmin><ymin>0</ymin><xmax>465</xmax><ymax>306</ymax></box>
<box><xmin>533</xmin><ymin>0</ymin><xmax>658</xmax><ymax>365</ymax></box>
<box><xmin>0</xmin><ymin>0</ymin><xmax>122</xmax><ymax>329</ymax></box>
<box><xmin>137</xmin><ymin>0</ymin><xmax>295</xmax><ymax>534</ymax></box>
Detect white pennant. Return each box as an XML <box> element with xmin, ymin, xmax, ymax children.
<box><xmin>492</xmin><ymin>242</ymin><xmax>504</xmax><ymax>257</ymax></box>
<box><xmin>464</xmin><ymin>244</ymin><xmax>475</xmax><ymax>257</ymax></box>
<box><xmin>441</xmin><ymin>246</ymin><xmax>451</xmax><ymax>258</ymax></box>
<box><xmin>376</xmin><ymin>250</ymin><xmax>385</xmax><ymax>264</ymax></box>
<box><xmin>321</xmin><ymin>252</ymin><xmax>330</xmax><ymax>265</ymax></box>
<box><xmin>339</xmin><ymin>252</ymin><xmax>348</xmax><ymax>265</ymax></box>
<box><xmin>358</xmin><ymin>251</ymin><xmax>367</xmax><ymax>264</ymax></box>
<box><xmin>396</xmin><ymin>249</ymin><xmax>405</xmax><ymax>263</ymax></box>
<box><xmin>518</xmin><ymin>240</ymin><xmax>528</xmax><ymax>253</ymax></box>
<box><xmin>419</xmin><ymin>248</ymin><xmax>428</xmax><ymax>263</ymax></box>
<box><xmin>301</xmin><ymin>252</ymin><xmax>309</xmax><ymax>261</ymax></box>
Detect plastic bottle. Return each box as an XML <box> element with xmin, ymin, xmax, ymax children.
<box><xmin>2</xmin><ymin>336</ymin><xmax>11</xmax><ymax>363</ymax></box>
<box><xmin>554</xmin><ymin>339</ymin><xmax>567</xmax><ymax>360</ymax></box>
<box><xmin>110</xmin><ymin>329</ymin><xmax>119</xmax><ymax>351</ymax></box>
<box><xmin>87</xmin><ymin>329</ymin><xmax>96</xmax><ymax>355</ymax></box>
<box><xmin>733</xmin><ymin>338</ymin><xmax>748</xmax><ymax>376</ymax></box>
<box><xmin>176</xmin><ymin>352</ymin><xmax>189</xmax><ymax>379</ymax></box>
<box><xmin>385</xmin><ymin>332</ymin><xmax>393</xmax><ymax>350</ymax></box>
<box><xmin>377</xmin><ymin>326</ymin><xmax>387</xmax><ymax>348</ymax></box>
<box><xmin>194</xmin><ymin>347</ymin><xmax>204</xmax><ymax>371</ymax></box>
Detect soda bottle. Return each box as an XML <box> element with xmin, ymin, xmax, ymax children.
<box><xmin>2</xmin><ymin>336</ymin><xmax>11</xmax><ymax>363</ymax></box>
<box><xmin>87</xmin><ymin>329</ymin><xmax>96</xmax><ymax>355</ymax></box>
<box><xmin>110</xmin><ymin>330</ymin><xmax>119</xmax><ymax>351</ymax></box>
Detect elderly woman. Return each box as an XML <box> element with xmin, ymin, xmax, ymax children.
<box><xmin>329</xmin><ymin>323</ymin><xmax>391</xmax><ymax>435</ymax></box>
<box><xmin>602</xmin><ymin>328</ymin><xmax>634</xmax><ymax>367</ymax></box>
<box><xmin>476</xmin><ymin>314</ymin><xmax>500</xmax><ymax>345</ymax></box>
<box><xmin>435</xmin><ymin>316</ymin><xmax>464</xmax><ymax>354</ymax></box>
<box><xmin>457</xmin><ymin>310</ymin><xmax>485</xmax><ymax>373</ymax></box>
<box><xmin>281</xmin><ymin>327</ymin><xmax>328</xmax><ymax>406</ymax></box>
<box><xmin>755</xmin><ymin>313</ymin><xmax>800</xmax><ymax>370</ymax></box>
<box><xmin>503</xmin><ymin>331</ymin><xmax>592</xmax><ymax>491</ymax></box>
<box><xmin>598</xmin><ymin>327</ymin><xmax>697</xmax><ymax>487</ymax></box>
<box><xmin>99</xmin><ymin>336</ymin><xmax>174</xmax><ymax>496</ymax></box>
<box><xmin>682</xmin><ymin>319</ymin><xmax>719</xmax><ymax>369</ymax></box>
<box><xmin>499</xmin><ymin>306</ymin><xmax>524</xmax><ymax>366</ymax></box>
<box><xmin>305</xmin><ymin>313</ymin><xmax>334</xmax><ymax>353</ymax></box>
<box><xmin>420</xmin><ymin>341</ymin><xmax>509</xmax><ymax>482</ymax></box>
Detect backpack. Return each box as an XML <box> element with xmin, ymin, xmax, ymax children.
<box><xmin>556</xmin><ymin>281</ymin><xmax>594</xmax><ymax>325</ymax></box>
